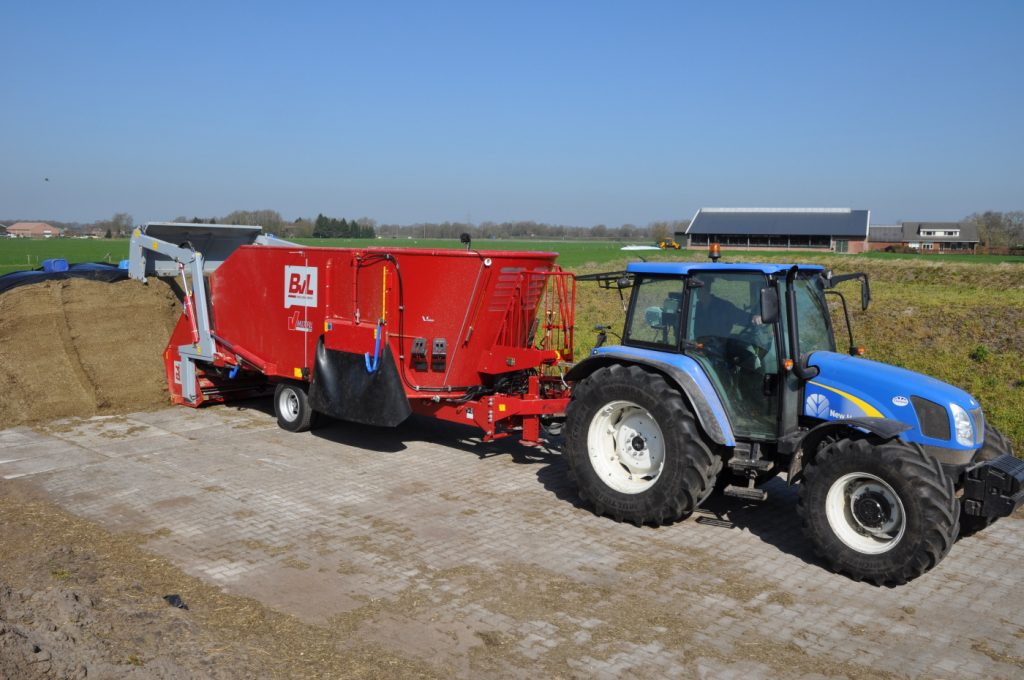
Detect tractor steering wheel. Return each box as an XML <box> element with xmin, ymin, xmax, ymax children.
<box><xmin>695</xmin><ymin>334</ymin><xmax>764</xmax><ymax>371</ymax></box>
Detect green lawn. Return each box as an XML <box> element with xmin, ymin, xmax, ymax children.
<box><xmin>7</xmin><ymin>236</ymin><xmax>1021</xmax><ymax>276</ymax></box>
<box><xmin>0</xmin><ymin>238</ymin><xmax>130</xmax><ymax>275</ymax></box>
<box><xmin>0</xmin><ymin>237</ymin><xmax>647</xmax><ymax>273</ymax></box>
<box><xmin>291</xmin><ymin>237</ymin><xmax>642</xmax><ymax>268</ymax></box>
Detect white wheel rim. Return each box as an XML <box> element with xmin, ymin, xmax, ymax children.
<box><xmin>587</xmin><ymin>400</ymin><xmax>665</xmax><ymax>494</ymax></box>
<box><xmin>825</xmin><ymin>472</ymin><xmax>906</xmax><ymax>554</ymax></box>
<box><xmin>279</xmin><ymin>389</ymin><xmax>300</xmax><ymax>422</ymax></box>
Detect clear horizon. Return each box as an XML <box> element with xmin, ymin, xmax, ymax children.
<box><xmin>2</xmin><ymin>1</ymin><xmax>1021</xmax><ymax>227</ymax></box>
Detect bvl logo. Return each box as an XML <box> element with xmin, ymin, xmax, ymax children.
<box><xmin>284</xmin><ymin>266</ymin><xmax>318</xmax><ymax>308</ymax></box>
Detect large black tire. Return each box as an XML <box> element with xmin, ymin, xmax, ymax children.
<box><xmin>274</xmin><ymin>382</ymin><xmax>317</xmax><ymax>433</ymax></box>
<box><xmin>798</xmin><ymin>438</ymin><xmax>959</xmax><ymax>586</ymax></box>
<box><xmin>564</xmin><ymin>364</ymin><xmax>721</xmax><ymax>526</ymax></box>
<box><xmin>959</xmin><ymin>424</ymin><xmax>1014</xmax><ymax>537</ymax></box>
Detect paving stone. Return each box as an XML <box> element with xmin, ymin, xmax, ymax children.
<box><xmin>7</xmin><ymin>405</ymin><xmax>1024</xmax><ymax>679</ymax></box>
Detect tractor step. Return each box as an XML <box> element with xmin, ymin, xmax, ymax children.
<box><xmin>723</xmin><ymin>484</ymin><xmax>768</xmax><ymax>502</ymax></box>
<box><xmin>728</xmin><ymin>458</ymin><xmax>774</xmax><ymax>472</ymax></box>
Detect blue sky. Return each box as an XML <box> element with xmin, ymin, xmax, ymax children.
<box><xmin>2</xmin><ymin>1</ymin><xmax>1021</xmax><ymax>226</ymax></box>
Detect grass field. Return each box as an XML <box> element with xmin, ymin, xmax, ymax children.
<box><xmin>0</xmin><ymin>238</ymin><xmax>130</xmax><ymax>274</ymax></box>
<box><xmin>3</xmin><ymin>236</ymin><xmax>1022</xmax><ymax>444</ymax></box>
<box><xmin>4</xmin><ymin>237</ymin><xmax>1024</xmax><ymax>275</ymax></box>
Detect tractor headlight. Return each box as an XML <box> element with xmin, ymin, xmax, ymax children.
<box><xmin>950</xmin><ymin>403</ymin><xmax>974</xmax><ymax>447</ymax></box>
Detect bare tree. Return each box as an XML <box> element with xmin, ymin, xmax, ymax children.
<box><xmin>111</xmin><ymin>212</ymin><xmax>133</xmax><ymax>237</ymax></box>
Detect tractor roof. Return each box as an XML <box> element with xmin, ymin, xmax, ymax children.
<box><xmin>626</xmin><ymin>262</ymin><xmax>826</xmax><ymax>276</ymax></box>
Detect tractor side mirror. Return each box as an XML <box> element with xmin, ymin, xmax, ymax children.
<box><xmin>860</xmin><ymin>277</ymin><xmax>871</xmax><ymax>311</ymax></box>
<box><xmin>760</xmin><ymin>287</ymin><xmax>780</xmax><ymax>324</ymax></box>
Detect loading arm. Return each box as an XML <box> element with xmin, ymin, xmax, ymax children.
<box><xmin>128</xmin><ymin>229</ymin><xmax>215</xmax><ymax>403</ymax></box>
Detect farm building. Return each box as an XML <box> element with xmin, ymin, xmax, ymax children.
<box><xmin>868</xmin><ymin>221</ymin><xmax>978</xmax><ymax>253</ymax></box>
<box><xmin>6</xmin><ymin>221</ymin><xmax>64</xmax><ymax>238</ymax></box>
<box><xmin>680</xmin><ymin>208</ymin><xmax>871</xmax><ymax>253</ymax></box>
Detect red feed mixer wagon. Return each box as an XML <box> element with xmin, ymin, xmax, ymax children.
<box><xmin>128</xmin><ymin>223</ymin><xmax>575</xmax><ymax>443</ymax></box>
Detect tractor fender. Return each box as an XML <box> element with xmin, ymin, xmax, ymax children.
<box><xmin>789</xmin><ymin>417</ymin><xmax>912</xmax><ymax>483</ymax></box>
<box><xmin>565</xmin><ymin>350</ymin><xmax>736</xmax><ymax>447</ymax></box>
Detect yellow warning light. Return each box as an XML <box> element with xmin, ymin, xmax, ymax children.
<box><xmin>293</xmin><ymin>367</ymin><xmax>303</xmax><ymax>378</ymax></box>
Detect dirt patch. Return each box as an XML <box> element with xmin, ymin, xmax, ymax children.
<box><xmin>0</xmin><ymin>278</ymin><xmax>181</xmax><ymax>428</ymax></box>
<box><xmin>0</xmin><ymin>480</ymin><xmax>440</xmax><ymax>679</ymax></box>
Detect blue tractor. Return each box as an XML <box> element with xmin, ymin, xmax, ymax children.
<box><xmin>566</xmin><ymin>258</ymin><xmax>1022</xmax><ymax>585</ymax></box>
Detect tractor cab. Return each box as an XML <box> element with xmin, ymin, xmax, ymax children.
<box><xmin>580</xmin><ymin>261</ymin><xmax>852</xmax><ymax>445</ymax></box>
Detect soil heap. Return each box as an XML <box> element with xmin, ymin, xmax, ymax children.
<box><xmin>0</xmin><ymin>278</ymin><xmax>181</xmax><ymax>428</ymax></box>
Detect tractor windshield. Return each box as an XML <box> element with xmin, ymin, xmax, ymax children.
<box><xmin>792</xmin><ymin>276</ymin><xmax>835</xmax><ymax>354</ymax></box>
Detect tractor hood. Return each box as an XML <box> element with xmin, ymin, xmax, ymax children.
<box><xmin>805</xmin><ymin>352</ymin><xmax>983</xmax><ymax>451</ymax></box>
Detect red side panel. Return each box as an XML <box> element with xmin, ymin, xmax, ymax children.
<box><xmin>206</xmin><ymin>246</ymin><xmax>565</xmax><ymax>396</ymax></box>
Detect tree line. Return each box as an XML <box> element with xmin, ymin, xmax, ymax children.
<box><xmin>312</xmin><ymin>214</ymin><xmax>375</xmax><ymax>238</ymax></box>
<box><xmin>964</xmin><ymin>211</ymin><xmax>1024</xmax><ymax>249</ymax></box>
<box><xmin>12</xmin><ymin>210</ymin><xmax>1023</xmax><ymax>248</ymax></box>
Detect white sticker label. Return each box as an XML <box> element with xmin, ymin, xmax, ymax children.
<box><xmin>287</xmin><ymin>311</ymin><xmax>313</xmax><ymax>333</ymax></box>
<box><xmin>284</xmin><ymin>266</ymin><xmax>318</xmax><ymax>308</ymax></box>
<box><xmin>892</xmin><ymin>396</ymin><xmax>909</xmax><ymax>407</ymax></box>
<box><xmin>173</xmin><ymin>360</ymin><xmax>181</xmax><ymax>385</ymax></box>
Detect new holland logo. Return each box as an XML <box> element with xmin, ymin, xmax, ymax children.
<box><xmin>806</xmin><ymin>393</ymin><xmax>829</xmax><ymax>418</ymax></box>
<box><xmin>284</xmin><ymin>266</ymin><xmax>318</xmax><ymax>308</ymax></box>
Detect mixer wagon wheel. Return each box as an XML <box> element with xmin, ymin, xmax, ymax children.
<box><xmin>959</xmin><ymin>424</ymin><xmax>1013</xmax><ymax>538</ymax></box>
<box><xmin>798</xmin><ymin>437</ymin><xmax>958</xmax><ymax>585</ymax></box>
<box><xmin>564</xmin><ymin>364</ymin><xmax>719</xmax><ymax>526</ymax></box>
<box><xmin>274</xmin><ymin>382</ymin><xmax>318</xmax><ymax>433</ymax></box>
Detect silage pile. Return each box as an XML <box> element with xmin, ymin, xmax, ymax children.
<box><xmin>0</xmin><ymin>278</ymin><xmax>182</xmax><ymax>428</ymax></box>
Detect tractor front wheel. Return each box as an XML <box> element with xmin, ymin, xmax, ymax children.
<box><xmin>798</xmin><ymin>438</ymin><xmax>958</xmax><ymax>585</ymax></box>
<box><xmin>564</xmin><ymin>364</ymin><xmax>720</xmax><ymax>526</ymax></box>
<box><xmin>274</xmin><ymin>382</ymin><xmax>317</xmax><ymax>433</ymax></box>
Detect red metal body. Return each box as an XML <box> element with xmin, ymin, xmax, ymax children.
<box><xmin>163</xmin><ymin>246</ymin><xmax>575</xmax><ymax>442</ymax></box>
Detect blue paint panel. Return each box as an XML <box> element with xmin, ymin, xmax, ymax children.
<box><xmin>626</xmin><ymin>262</ymin><xmax>825</xmax><ymax>276</ymax></box>
<box><xmin>592</xmin><ymin>345</ymin><xmax>736</xmax><ymax>446</ymax></box>
<box><xmin>806</xmin><ymin>351</ymin><xmax>980</xmax><ymax>451</ymax></box>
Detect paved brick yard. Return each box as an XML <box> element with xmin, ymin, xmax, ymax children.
<box><xmin>3</xmin><ymin>403</ymin><xmax>1022</xmax><ymax>678</ymax></box>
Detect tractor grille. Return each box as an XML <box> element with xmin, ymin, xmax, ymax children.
<box><xmin>971</xmin><ymin>407</ymin><xmax>986</xmax><ymax>446</ymax></box>
<box><xmin>911</xmin><ymin>396</ymin><xmax>951</xmax><ymax>441</ymax></box>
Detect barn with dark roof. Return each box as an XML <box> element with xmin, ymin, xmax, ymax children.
<box><xmin>680</xmin><ymin>208</ymin><xmax>871</xmax><ymax>253</ymax></box>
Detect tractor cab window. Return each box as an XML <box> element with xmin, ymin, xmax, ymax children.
<box><xmin>793</xmin><ymin>277</ymin><xmax>835</xmax><ymax>354</ymax></box>
<box><xmin>685</xmin><ymin>271</ymin><xmax>779</xmax><ymax>439</ymax></box>
<box><xmin>624</xmin><ymin>277</ymin><xmax>684</xmax><ymax>349</ymax></box>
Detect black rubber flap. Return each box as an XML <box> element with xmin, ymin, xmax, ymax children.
<box><xmin>308</xmin><ymin>338</ymin><xmax>412</xmax><ymax>427</ymax></box>
<box><xmin>0</xmin><ymin>262</ymin><xmax>129</xmax><ymax>295</ymax></box>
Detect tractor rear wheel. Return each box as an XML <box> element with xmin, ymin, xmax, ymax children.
<box><xmin>274</xmin><ymin>382</ymin><xmax>317</xmax><ymax>433</ymax></box>
<box><xmin>564</xmin><ymin>364</ymin><xmax>720</xmax><ymax>526</ymax></box>
<box><xmin>959</xmin><ymin>424</ymin><xmax>1014</xmax><ymax>537</ymax></box>
<box><xmin>798</xmin><ymin>438</ymin><xmax>958</xmax><ymax>585</ymax></box>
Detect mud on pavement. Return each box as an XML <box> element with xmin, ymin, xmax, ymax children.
<box><xmin>3</xmin><ymin>406</ymin><xmax>1023</xmax><ymax>679</ymax></box>
<box><xmin>0</xmin><ymin>480</ymin><xmax>440</xmax><ymax>680</ymax></box>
